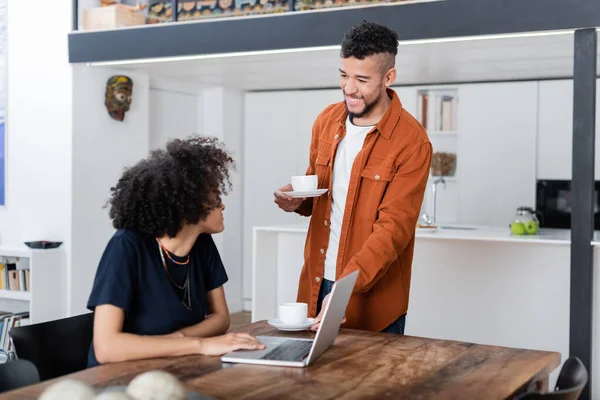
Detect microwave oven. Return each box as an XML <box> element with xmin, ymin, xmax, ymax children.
<box><xmin>535</xmin><ymin>179</ymin><xmax>600</xmax><ymax>229</ymax></box>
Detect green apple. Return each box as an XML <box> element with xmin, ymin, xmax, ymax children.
<box><xmin>524</xmin><ymin>220</ymin><xmax>539</xmax><ymax>234</ymax></box>
<box><xmin>510</xmin><ymin>222</ymin><xmax>525</xmax><ymax>235</ymax></box>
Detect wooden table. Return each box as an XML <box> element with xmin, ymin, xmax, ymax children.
<box><xmin>0</xmin><ymin>321</ymin><xmax>560</xmax><ymax>400</ymax></box>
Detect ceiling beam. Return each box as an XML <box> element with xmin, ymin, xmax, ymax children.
<box><xmin>69</xmin><ymin>0</ymin><xmax>600</xmax><ymax>64</ymax></box>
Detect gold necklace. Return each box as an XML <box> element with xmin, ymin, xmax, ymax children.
<box><xmin>157</xmin><ymin>241</ymin><xmax>192</xmax><ymax>310</ymax></box>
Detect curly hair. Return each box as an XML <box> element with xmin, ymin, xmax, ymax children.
<box><xmin>106</xmin><ymin>135</ymin><xmax>234</xmax><ymax>238</ymax></box>
<box><xmin>341</xmin><ymin>20</ymin><xmax>398</xmax><ymax>71</ymax></box>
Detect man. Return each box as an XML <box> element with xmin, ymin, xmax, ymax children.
<box><xmin>274</xmin><ymin>21</ymin><xmax>432</xmax><ymax>334</ymax></box>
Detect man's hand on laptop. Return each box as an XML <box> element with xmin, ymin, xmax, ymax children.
<box><xmin>200</xmin><ymin>333</ymin><xmax>266</xmax><ymax>356</ymax></box>
<box><xmin>310</xmin><ymin>293</ymin><xmax>346</xmax><ymax>331</ymax></box>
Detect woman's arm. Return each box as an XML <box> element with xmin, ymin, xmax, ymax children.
<box><xmin>177</xmin><ymin>286</ymin><xmax>230</xmax><ymax>338</ymax></box>
<box><xmin>93</xmin><ymin>304</ymin><xmax>263</xmax><ymax>364</ymax></box>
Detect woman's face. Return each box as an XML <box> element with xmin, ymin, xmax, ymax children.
<box><xmin>199</xmin><ymin>200</ymin><xmax>226</xmax><ymax>234</ymax></box>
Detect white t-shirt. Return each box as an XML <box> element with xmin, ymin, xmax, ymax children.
<box><xmin>323</xmin><ymin>117</ymin><xmax>374</xmax><ymax>281</ymax></box>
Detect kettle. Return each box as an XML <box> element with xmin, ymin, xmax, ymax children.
<box><xmin>510</xmin><ymin>206</ymin><xmax>540</xmax><ymax>235</ymax></box>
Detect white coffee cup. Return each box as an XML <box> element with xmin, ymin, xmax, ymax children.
<box><xmin>278</xmin><ymin>302</ymin><xmax>308</xmax><ymax>325</ymax></box>
<box><xmin>291</xmin><ymin>175</ymin><xmax>318</xmax><ymax>192</ymax></box>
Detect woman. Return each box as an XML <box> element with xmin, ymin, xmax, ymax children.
<box><xmin>86</xmin><ymin>136</ymin><xmax>264</xmax><ymax>367</ymax></box>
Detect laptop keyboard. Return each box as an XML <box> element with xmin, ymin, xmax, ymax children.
<box><xmin>260</xmin><ymin>340</ymin><xmax>313</xmax><ymax>362</ymax></box>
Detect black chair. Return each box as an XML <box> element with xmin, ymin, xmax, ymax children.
<box><xmin>0</xmin><ymin>359</ymin><xmax>40</xmax><ymax>392</ymax></box>
<box><xmin>515</xmin><ymin>357</ymin><xmax>588</xmax><ymax>399</ymax></box>
<box><xmin>8</xmin><ymin>312</ymin><xmax>94</xmax><ymax>381</ymax></box>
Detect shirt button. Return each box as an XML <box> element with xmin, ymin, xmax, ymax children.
<box><xmin>316</xmin><ymin>277</ymin><xmax>321</xmax><ymax>283</ymax></box>
<box><xmin>324</xmin><ymin>220</ymin><xmax>328</xmax><ymax>226</ymax></box>
<box><xmin>375</xmin><ymin>175</ymin><xmax>381</xmax><ymax>180</ymax></box>
<box><xmin>320</xmin><ymin>248</ymin><xmax>325</xmax><ymax>254</ymax></box>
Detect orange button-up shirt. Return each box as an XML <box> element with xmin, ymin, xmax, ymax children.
<box><xmin>295</xmin><ymin>88</ymin><xmax>433</xmax><ymax>332</ymax></box>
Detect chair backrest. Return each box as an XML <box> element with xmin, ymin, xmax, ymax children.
<box><xmin>0</xmin><ymin>359</ymin><xmax>40</xmax><ymax>393</ymax></box>
<box><xmin>515</xmin><ymin>357</ymin><xmax>588</xmax><ymax>399</ymax></box>
<box><xmin>8</xmin><ymin>313</ymin><xmax>94</xmax><ymax>381</ymax></box>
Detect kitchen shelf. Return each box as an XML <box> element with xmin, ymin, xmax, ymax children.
<box><xmin>0</xmin><ymin>246</ymin><xmax>66</xmax><ymax>323</ymax></box>
<box><xmin>419</xmin><ymin>86</ymin><xmax>460</xmax><ymax>224</ymax></box>
<box><xmin>0</xmin><ymin>290</ymin><xmax>30</xmax><ymax>301</ymax></box>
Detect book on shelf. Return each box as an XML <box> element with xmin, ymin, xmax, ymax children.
<box><xmin>0</xmin><ymin>260</ymin><xmax>31</xmax><ymax>292</ymax></box>
<box><xmin>0</xmin><ymin>311</ymin><xmax>29</xmax><ymax>352</ymax></box>
<box><xmin>418</xmin><ymin>92</ymin><xmax>457</xmax><ymax>132</ymax></box>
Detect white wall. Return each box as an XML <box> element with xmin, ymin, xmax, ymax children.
<box><xmin>149</xmin><ymin>88</ymin><xmax>202</xmax><ymax>150</ymax></box>
<box><xmin>537</xmin><ymin>79</ymin><xmax>600</xmax><ymax>180</ymax></box>
<box><xmin>0</xmin><ymin>0</ymin><xmax>73</xmax><ymax>307</ymax></box>
<box><xmin>242</xmin><ymin>89</ymin><xmax>341</xmax><ymax>306</ymax></box>
<box><xmin>457</xmin><ymin>81</ymin><xmax>538</xmax><ymax>225</ymax></box>
<box><xmin>148</xmin><ymin>86</ymin><xmax>245</xmax><ymax>312</ymax></box>
<box><xmin>59</xmin><ymin>69</ymin><xmax>246</xmax><ymax>316</ymax></box>
<box><xmin>71</xmin><ymin>78</ymin><xmax>245</xmax><ymax>315</ymax></box>
<box><xmin>200</xmin><ymin>88</ymin><xmax>245</xmax><ymax>313</ymax></box>
<box><xmin>70</xmin><ymin>66</ymin><xmax>150</xmax><ymax>315</ymax></box>
<box><xmin>0</xmin><ymin>1</ymin><xmax>149</xmax><ymax>321</ymax></box>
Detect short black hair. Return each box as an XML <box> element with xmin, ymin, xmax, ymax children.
<box><xmin>341</xmin><ymin>20</ymin><xmax>398</xmax><ymax>70</ymax></box>
<box><xmin>106</xmin><ymin>135</ymin><xmax>234</xmax><ymax>238</ymax></box>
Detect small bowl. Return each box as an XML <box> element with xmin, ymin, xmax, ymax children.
<box><xmin>24</xmin><ymin>241</ymin><xmax>63</xmax><ymax>249</ymax></box>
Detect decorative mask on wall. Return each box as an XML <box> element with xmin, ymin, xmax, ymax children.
<box><xmin>105</xmin><ymin>75</ymin><xmax>133</xmax><ymax>121</ymax></box>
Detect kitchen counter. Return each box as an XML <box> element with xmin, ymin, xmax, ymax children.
<box><xmin>417</xmin><ymin>225</ymin><xmax>572</xmax><ymax>244</ymax></box>
<box><xmin>254</xmin><ymin>222</ymin><xmax>587</xmax><ymax>245</ymax></box>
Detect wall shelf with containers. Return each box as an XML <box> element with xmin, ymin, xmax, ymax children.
<box><xmin>0</xmin><ymin>245</ymin><xmax>67</xmax><ymax>328</ymax></box>
<box><xmin>417</xmin><ymin>87</ymin><xmax>459</xmax><ymax>178</ymax></box>
<box><xmin>417</xmin><ymin>87</ymin><xmax>459</xmax><ymax>224</ymax></box>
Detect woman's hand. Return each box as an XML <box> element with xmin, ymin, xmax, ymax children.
<box><xmin>93</xmin><ymin>305</ymin><xmax>263</xmax><ymax>363</ymax></box>
<box><xmin>199</xmin><ymin>333</ymin><xmax>266</xmax><ymax>356</ymax></box>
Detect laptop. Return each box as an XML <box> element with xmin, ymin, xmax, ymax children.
<box><xmin>221</xmin><ymin>270</ymin><xmax>358</xmax><ymax>368</ymax></box>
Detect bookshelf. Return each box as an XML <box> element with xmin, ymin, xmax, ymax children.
<box><xmin>0</xmin><ymin>289</ymin><xmax>30</xmax><ymax>301</ymax></box>
<box><xmin>417</xmin><ymin>87</ymin><xmax>459</xmax><ymax>178</ymax></box>
<box><xmin>417</xmin><ymin>87</ymin><xmax>459</xmax><ymax>224</ymax></box>
<box><xmin>0</xmin><ymin>245</ymin><xmax>67</xmax><ymax>325</ymax></box>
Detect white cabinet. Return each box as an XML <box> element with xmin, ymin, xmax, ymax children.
<box><xmin>149</xmin><ymin>90</ymin><xmax>200</xmax><ymax>150</ymax></box>
<box><xmin>537</xmin><ymin>80</ymin><xmax>572</xmax><ymax>180</ymax></box>
<box><xmin>0</xmin><ymin>246</ymin><xmax>66</xmax><ymax>325</ymax></box>
<box><xmin>537</xmin><ymin>79</ymin><xmax>600</xmax><ymax>180</ymax></box>
<box><xmin>456</xmin><ymin>82</ymin><xmax>538</xmax><ymax>226</ymax></box>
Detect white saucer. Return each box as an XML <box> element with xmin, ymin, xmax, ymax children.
<box><xmin>282</xmin><ymin>189</ymin><xmax>328</xmax><ymax>199</ymax></box>
<box><xmin>267</xmin><ymin>318</ymin><xmax>315</xmax><ymax>331</ymax></box>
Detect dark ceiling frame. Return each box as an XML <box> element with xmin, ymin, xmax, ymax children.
<box><xmin>69</xmin><ymin>0</ymin><xmax>600</xmax><ymax>63</ymax></box>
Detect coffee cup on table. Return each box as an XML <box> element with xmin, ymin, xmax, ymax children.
<box><xmin>278</xmin><ymin>302</ymin><xmax>308</xmax><ymax>325</ymax></box>
<box><xmin>291</xmin><ymin>175</ymin><xmax>318</xmax><ymax>192</ymax></box>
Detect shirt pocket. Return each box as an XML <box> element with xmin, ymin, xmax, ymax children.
<box><xmin>355</xmin><ymin>163</ymin><xmax>395</xmax><ymax>221</ymax></box>
<box><xmin>315</xmin><ymin>151</ymin><xmax>331</xmax><ymax>189</ymax></box>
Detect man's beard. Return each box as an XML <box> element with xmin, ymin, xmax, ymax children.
<box><xmin>345</xmin><ymin>92</ymin><xmax>381</xmax><ymax>121</ymax></box>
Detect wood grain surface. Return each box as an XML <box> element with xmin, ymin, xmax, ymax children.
<box><xmin>0</xmin><ymin>321</ymin><xmax>560</xmax><ymax>400</ymax></box>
